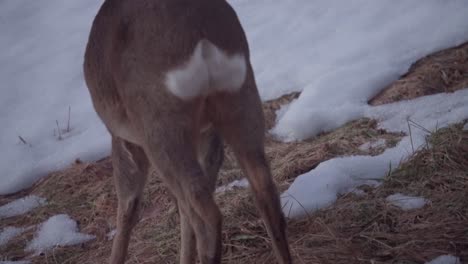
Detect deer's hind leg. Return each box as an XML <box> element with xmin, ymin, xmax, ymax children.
<box><xmin>141</xmin><ymin>110</ymin><xmax>223</xmax><ymax>264</ymax></box>
<box><xmin>110</xmin><ymin>137</ymin><xmax>150</xmax><ymax>264</ymax></box>
<box><xmin>210</xmin><ymin>70</ymin><xmax>292</xmax><ymax>264</ymax></box>
<box><xmin>197</xmin><ymin>127</ymin><xmax>224</xmax><ymax>192</ymax></box>
<box><xmin>177</xmin><ymin>127</ymin><xmax>224</xmax><ymax>264</ymax></box>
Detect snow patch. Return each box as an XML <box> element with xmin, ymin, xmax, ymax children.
<box><xmin>386</xmin><ymin>193</ymin><xmax>428</xmax><ymax>210</ymax></box>
<box><xmin>359</xmin><ymin>138</ymin><xmax>387</xmax><ymax>151</ymax></box>
<box><xmin>351</xmin><ymin>189</ymin><xmax>366</xmax><ymax>197</ymax></box>
<box><xmin>106</xmin><ymin>229</ymin><xmax>117</xmax><ymax>241</ymax></box>
<box><xmin>282</xmin><ymin>89</ymin><xmax>468</xmax><ymax>218</ymax></box>
<box><xmin>0</xmin><ymin>196</ymin><xmax>46</xmax><ymax>219</ymax></box>
<box><xmin>26</xmin><ymin>214</ymin><xmax>95</xmax><ymax>254</ymax></box>
<box><xmin>216</xmin><ymin>178</ymin><xmax>249</xmax><ymax>193</ymax></box>
<box><xmin>425</xmin><ymin>255</ymin><xmax>461</xmax><ymax>264</ymax></box>
<box><xmin>0</xmin><ymin>226</ymin><xmax>27</xmax><ymax>246</ymax></box>
<box><xmin>0</xmin><ymin>0</ymin><xmax>108</xmax><ymax>195</ymax></box>
<box><xmin>265</xmin><ymin>0</ymin><xmax>468</xmax><ymax>141</ymax></box>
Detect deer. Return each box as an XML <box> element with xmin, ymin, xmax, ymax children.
<box><xmin>83</xmin><ymin>0</ymin><xmax>292</xmax><ymax>263</ymax></box>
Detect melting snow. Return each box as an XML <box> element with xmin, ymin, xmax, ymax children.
<box><xmin>215</xmin><ymin>178</ymin><xmax>250</xmax><ymax>193</ymax></box>
<box><xmin>0</xmin><ymin>226</ymin><xmax>27</xmax><ymax>247</ymax></box>
<box><xmin>26</xmin><ymin>214</ymin><xmax>95</xmax><ymax>254</ymax></box>
<box><xmin>0</xmin><ymin>196</ymin><xmax>46</xmax><ymax>219</ymax></box>
<box><xmin>425</xmin><ymin>255</ymin><xmax>461</xmax><ymax>264</ymax></box>
<box><xmin>359</xmin><ymin>138</ymin><xmax>387</xmax><ymax>151</ymax></box>
<box><xmin>106</xmin><ymin>229</ymin><xmax>117</xmax><ymax>241</ymax></box>
<box><xmin>282</xmin><ymin>89</ymin><xmax>468</xmax><ymax>218</ymax></box>
<box><xmin>386</xmin><ymin>193</ymin><xmax>428</xmax><ymax>210</ymax></box>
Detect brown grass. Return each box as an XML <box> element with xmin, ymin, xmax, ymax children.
<box><xmin>1</xmin><ymin>42</ymin><xmax>467</xmax><ymax>263</ymax></box>
<box><xmin>370</xmin><ymin>42</ymin><xmax>468</xmax><ymax>105</ymax></box>
<box><xmin>0</xmin><ymin>94</ymin><xmax>402</xmax><ymax>263</ymax></box>
<box><xmin>285</xmin><ymin>123</ymin><xmax>468</xmax><ymax>263</ymax></box>
<box><xmin>2</xmin><ymin>121</ymin><xmax>465</xmax><ymax>264</ymax></box>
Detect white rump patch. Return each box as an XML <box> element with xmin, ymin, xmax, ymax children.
<box><xmin>165</xmin><ymin>40</ymin><xmax>247</xmax><ymax>100</ymax></box>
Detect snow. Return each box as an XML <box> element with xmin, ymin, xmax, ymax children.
<box><xmin>26</xmin><ymin>214</ymin><xmax>95</xmax><ymax>254</ymax></box>
<box><xmin>359</xmin><ymin>138</ymin><xmax>387</xmax><ymax>151</ymax></box>
<box><xmin>386</xmin><ymin>193</ymin><xmax>427</xmax><ymax>210</ymax></box>
<box><xmin>425</xmin><ymin>255</ymin><xmax>461</xmax><ymax>264</ymax></box>
<box><xmin>106</xmin><ymin>229</ymin><xmax>117</xmax><ymax>241</ymax></box>
<box><xmin>0</xmin><ymin>261</ymin><xmax>30</xmax><ymax>264</ymax></box>
<box><xmin>215</xmin><ymin>178</ymin><xmax>249</xmax><ymax>193</ymax></box>
<box><xmin>265</xmin><ymin>1</ymin><xmax>468</xmax><ymax>141</ymax></box>
<box><xmin>0</xmin><ymin>0</ymin><xmax>107</xmax><ymax>195</ymax></box>
<box><xmin>351</xmin><ymin>189</ymin><xmax>366</xmax><ymax>197</ymax></box>
<box><xmin>282</xmin><ymin>89</ymin><xmax>468</xmax><ymax>218</ymax></box>
<box><xmin>1</xmin><ymin>1</ymin><xmax>468</xmax><ymax>197</ymax></box>
<box><xmin>463</xmin><ymin>123</ymin><xmax>468</xmax><ymax>131</ymax></box>
<box><xmin>0</xmin><ymin>196</ymin><xmax>46</xmax><ymax>219</ymax></box>
<box><xmin>0</xmin><ymin>226</ymin><xmax>26</xmax><ymax>246</ymax></box>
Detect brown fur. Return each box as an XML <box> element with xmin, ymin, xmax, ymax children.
<box><xmin>83</xmin><ymin>0</ymin><xmax>292</xmax><ymax>263</ymax></box>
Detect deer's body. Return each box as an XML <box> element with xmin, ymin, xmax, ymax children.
<box><xmin>84</xmin><ymin>0</ymin><xmax>291</xmax><ymax>263</ymax></box>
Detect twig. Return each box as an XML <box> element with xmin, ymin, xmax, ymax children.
<box><xmin>18</xmin><ymin>135</ymin><xmax>28</xmax><ymax>145</ymax></box>
<box><xmin>386</xmin><ymin>162</ymin><xmax>392</xmax><ymax>178</ymax></box>
<box><xmin>407</xmin><ymin>117</ymin><xmax>415</xmax><ymax>153</ymax></box>
<box><xmin>67</xmin><ymin>106</ymin><xmax>71</xmax><ymax>133</ymax></box>
<box><xmin>56</xmin><ymin>120</ymin><xmax>62</xmax><ymax>140</ymax></box>
<box><xmin>18</xmin><ymin>135</ymin><xmax>32</xmax><ymax>147</ymax></box>
<box><xmin>283</xmin><ymin>193</ymin><xmax>312</xmax><ymax>219</ymax></box>
<box><xmin>408</xmin><ymin>118</ymin><xmax>431</xmax><ymax>134</ymax></box>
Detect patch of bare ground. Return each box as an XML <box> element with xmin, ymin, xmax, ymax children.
<box><xmin>370</xmin><ymin>42</ymin><xmax>468</xmax><ymax>105</ymax></box>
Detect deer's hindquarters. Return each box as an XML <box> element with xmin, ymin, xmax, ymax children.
<box><xmin>83</xmin><ymin>0</ymin><xmax>292</xmax><ymax>263</ymax></box>
<box><xmin>165</xmin><ymin>39</ymin><xmax>247</xmax><ymax>100</ymax></box>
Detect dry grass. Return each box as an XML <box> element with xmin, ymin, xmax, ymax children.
<box><xmin>370</xmin><ymin>42</ymin><xmax>468</xmax><ymax>105</ymax></box>
<box><xmin>0</xmin><ymin>95</ymin><xmax>402</xmax><ymax>263</ymax></box>
<box><xmin>2</xmin><ymin>121</ymin><xmax>464</xmax><ymax>264</ymax></box>
<box><xmin>285</xmin><ymin>123</ymin><xmax>468</xmax><ymax>263</ymax></box>
<box><xmin>1</xmin><ymin>42</ymin><xmax>468</xmax><ymax>263</ymax></box>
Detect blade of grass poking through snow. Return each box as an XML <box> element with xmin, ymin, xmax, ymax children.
<box><xmin>67</xmin><ymin>106</ymin><xmax>71</xmax><ymax>133</ymax></box>
<box><xmin>55</xmin><ymin>120</ymin><xmax>62</xmax><ymax>140</ymax></box>
<box><xmin>407</xmin><ymin>117</ymin><xmax>415</xmax><ymax>153</ymax></box>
